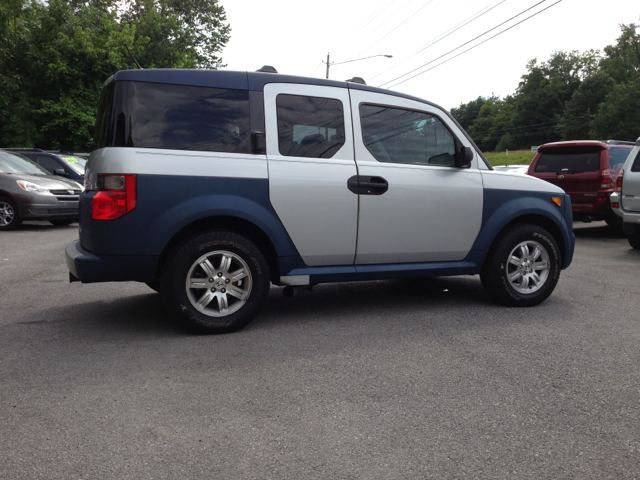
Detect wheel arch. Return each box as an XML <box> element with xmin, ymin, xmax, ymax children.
<box><xmin>154</xmin><ymin>215</ymin><xmax>281</xmax><ymax>284</ymax></box>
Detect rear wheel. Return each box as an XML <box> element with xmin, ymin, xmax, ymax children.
<box><xmin>160</xmin><ymin>230</ymin><xmax>270</xmax><ymax>334</ymax></box>
<box><xmin>628</xmin><ymin>231</ymin><xmax>640</xmax><ymax>250</ymax></box>
<box><xmin>0</xmin><ymin>196</ymin><xmax>22</xmax><ymax>231</ymax></box>
<box><xmin>481</xmin><ymin>224</ymin><xmax>561</xmax><ymax>307</ymax></box>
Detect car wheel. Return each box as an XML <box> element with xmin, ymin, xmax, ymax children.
<box><xmin>605</xmin><ymin>216</ymin><xmax>623</xmax><ymax>227</ymax></box>
<box><xmin>160</xmin><ymin>230</ymin><xmax>270</xmax><ymax>334</ymax></box>
<box><xmin>145</xmin><ymin>279</ymin><xmax>161</xmax><ymax>293</ymax></box>
<box><xmin>628</xmin><ymin>232</ymin><xmax>640</xmax><ymax>250</ymax></box>
<box><xmin>49</xmin><ymin>219</ymin><xmax>75</xmax><ymax>226</ymax></box>
<box><xmin>0</xmin><ymin>196</ymin><xmax>23</xmax><ymax>231</ymax></box>
<box><xmin>481</xmin><ymin>224</ymin><xmax>561</xmax><ymax>307</ymax></box>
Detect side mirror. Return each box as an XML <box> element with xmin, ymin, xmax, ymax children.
<box><xmin>86</xmin><ymin>141</ymin><xmax>96</xmax><ymax>151</ymax></box>
<box><xmin>455</xmin><ymin>146</ymin><xmax>473</xmax><ymax>168</ymax></box>
<box><xmin>53</xmin><ymin>168</ymin><xmax>69</xmax><ymax>177</ymax></box>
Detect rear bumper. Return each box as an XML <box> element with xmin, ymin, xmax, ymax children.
<box><xmin>610</xmin><ymin>192</ymin><xmax>640</xmax><ymax>226</ymax></box>
<box><xmin>65</xmin><ymin>240</ymin><xmax>158</xmax><ymax>283</ymax></box>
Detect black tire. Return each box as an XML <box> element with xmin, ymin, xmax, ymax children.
<box><xmin>605</xmin><ymin>215</ymin><xmax>623</xmax><ymax>227</ymax></box>
<box><xmin>628</xmin><ymin>232</ymin><xmax>640</xmax><ymax>250</ymax></box>
<box><xmin>0</xmin><ymin>196</ymin><xmax>22</xmax><ymax>231</ymax></box>
<box><xmin>160</xmin><ymin>230</ymin><xmax>270</xmax><ymax>334</ymax></box>
<box><xmin>145</xmin><ymin>279</ymin><xmax>161</xmax><ymax>293</ymax></box>
<box><xmin>49</xmin><ymin>219</ymin><xmax>75</xmax><ymax>226</ymax></box>
<box><xmin>481</xmin><ymin>224</ymin><xmax>561</xmax><ymax>307</ymax></box>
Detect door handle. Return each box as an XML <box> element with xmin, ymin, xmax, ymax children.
<box><xmin>347</xmin><ymin>176</ymin><xmax>388</xmax><ymax>195</ymax></box>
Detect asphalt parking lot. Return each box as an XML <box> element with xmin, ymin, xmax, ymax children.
<box><xmin>1</xmin><ymin>221</ymin><xmax>639</xmax><ymax>479</ymax></box>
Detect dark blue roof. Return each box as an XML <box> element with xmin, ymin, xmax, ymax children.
<box><xmin>112</xmin><ymin>68</ymin><xmax>443</xmax><ymax>111</ymax></box>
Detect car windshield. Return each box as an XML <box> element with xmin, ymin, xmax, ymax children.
<box><xmin>534</xmin><ymin>150</ymin><xmax>600</xmax><ymax>173</ymax></box>
<box><xmin>0</xmin><ymin>152</ymin><xmax>49</xmax><ymax>174</ymax></box>
<box><xmin>609</xmin><ymin>147</ymin><xmax>631</xmax><ymax>169</ymax></box>
<box><xmin>59</xmin><ymin>155</ymin><xmax>86</xmax><ymax>175</ymax></box>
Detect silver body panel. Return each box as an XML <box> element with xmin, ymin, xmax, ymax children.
<box><xmin>85</xmin><ymin>147</ymin><xmax>268</xmax><ymax>189</ymax></box>
<box><xmin>481</xmin><ymin>169</ymin><xmax>565</xmax><ymax>193</ymax></box>
<box><xmin>264</xmin><ymin>84</ymin><xmax>358</xmax><ymax>267</ymax></box>
<box><xmin>349</xmin><ymin>89</ymin><xmax>484</xmax><ymax>264</ymax></box>
<box><xmin>620</xmin><ymin>146</ymin><xmax>640</xmax><ymax>213</ymax></box>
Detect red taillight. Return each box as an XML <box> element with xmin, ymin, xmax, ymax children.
<box><xmin>600</xmin><ymin>169</ymin><xmax>614</xmax><ymax>189</ymax></box>
<box><xmin>615</xmin><ymin>169</ymin><xmax>624</xmax><ymax>192</ymax></box>
<box><xmin>612</xmin><ymin>202</ymin><xmax>620</xmax><ymax>209</ymax></box>
<box><xmin>91</xmin><ymin>174</ymin><xmax>137</xmax><ymax>220</ymax></box>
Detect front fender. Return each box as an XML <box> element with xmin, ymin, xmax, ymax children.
<box><xmin>471</xmin><ymin>189</ymin><xmax>574</xmax><ymax>268</ymax></box>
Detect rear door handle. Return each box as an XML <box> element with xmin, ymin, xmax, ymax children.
<box><xmin>347</xmin><ymin>175</ymin><xmax>388</xmax><ymax>195</ymax></box>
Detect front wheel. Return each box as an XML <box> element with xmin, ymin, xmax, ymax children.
<box><xmin>160</xmin><ymin>230</ymin><xmax>270</xmax><ymax>334</ymax></box>
<box><xmin>481</xmin><ymin>224</ymin><xmax>561</xmax><ymax>307</ymax></box>
<box><xmin>0</xmin><ymin>196</ymin><xmax>22</xmax><ymax>231</ymax></box>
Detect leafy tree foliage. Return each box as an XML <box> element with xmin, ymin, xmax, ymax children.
<box><xmin>0</xmin><ymin>0</ymin><xmax>230</xmax><ymax>150</ymax></box>
<box><xmin>452</xmin><ymin>20</ymin><xmax>640</xmax><ymax>150</ymax></box>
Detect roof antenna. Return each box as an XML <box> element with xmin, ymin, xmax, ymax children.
<box><xmin>125</xmin><ymin>44</ymin><xmax>143</xmax><ymax>69</ymax></box>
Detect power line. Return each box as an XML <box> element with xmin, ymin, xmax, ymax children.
<box><xmin>386</xmin><ymin>0</ymin><xmax>562</xmax><ymax>89</ymax></box>
<box><xmin>353</xmin><ymin>0</ymin><xmax>398</xmax><ymax>36</ymax></box>
<box><xmin>380</xmin><ymin>0</ymin><xmax>546</xmax><ymax>87</ymax></box>
<box><xmin>370</xmin><ymin>0</ymin><xmax>508</xmax><ymax>81</ymax></box>
<box><xmin>356</xmin><ymin>0</ymin><xmax>437</xmax><ymax>58</ymax></box>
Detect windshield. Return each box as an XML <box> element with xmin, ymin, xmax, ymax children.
<box><xmin>59</xmin><ymin>155</ymin><xmax>86</xmax><ymax>175</ymax></box>
<box><xmin>0</xmin><ymin>152</ymin><xmax>49</xmax><ymax>174</ymax></box>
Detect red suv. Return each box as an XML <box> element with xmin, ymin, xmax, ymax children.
<box><xmin>527</xmin><ymin>140</ymin><xmax>633</xmax><ymax>225</ymax></box>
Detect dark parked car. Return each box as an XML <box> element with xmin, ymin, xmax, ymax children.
<box><xmin>15</xmin><ymin>150</ymin><xmax>87</xmax><ymax>186</ymax></box>
<box><xmin>0</xmin><ymin>150</ymin><xmax>82</xmax><ymax>230</ymax></box>
<box><xmin>527</xmin><ymin>140</ymin><xmax>633</xmax><ymax>225</ymax></box>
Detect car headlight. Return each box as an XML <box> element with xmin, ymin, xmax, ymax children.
<box><xmin>16</xmin><ymin>180</ymin><xmax>49</xmax><ymax>193</ymax></box>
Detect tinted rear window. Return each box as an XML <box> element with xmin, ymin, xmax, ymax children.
<box><xmin>94</xmin><ymin>80</ymin><xmax>115</xmax><ymax>149</ymax></box>
<box><xmin>534</xmin><ymin>151</ymin><xmax>600</xmax><ymax>173</ymax></box>
<box><xmin>109</xmin><ymin>81</ymin><xmax>251</xmax><ymax>153</ymax></box>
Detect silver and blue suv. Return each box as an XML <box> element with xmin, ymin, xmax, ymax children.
<box><xmin>66</xmin><ymin>69</ymin><xmax>575</xmax><ymax>333</ymax></box>
<box><xmin>610</xmin><ymin>137</ymin><xmax>640</xmax><ymax>249</ymax></box>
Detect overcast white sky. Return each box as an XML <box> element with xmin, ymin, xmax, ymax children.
<box><xmin>221</xmin><ymin>0</ymin><xmax>639</xmax><ymax>110</ymax></box>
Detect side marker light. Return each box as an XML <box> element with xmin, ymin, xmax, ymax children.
<box><xmin>551</xmin><ymin>197</ymin><xmax>562</xmax><ymax>207</ymax></box>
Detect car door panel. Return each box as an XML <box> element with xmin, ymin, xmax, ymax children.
<box><xmin>264</xmin><ymin>84</ymin><xmax>358</xmax><ymax>266</ymax></box>
<box><xmin>350</xmin><ymin>89</ymin><xmax>484</xmax><ymax>265</ymax></box>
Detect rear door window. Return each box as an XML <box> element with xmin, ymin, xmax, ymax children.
<box><xmin>534</xmin><ymin>151</ymin><xmax>600</xmax><ymax>173</ymax></box>
<box><xmin>276</xmin><ymin>94</ymin><xmax>345</xmax><ymax>158</ymax></box>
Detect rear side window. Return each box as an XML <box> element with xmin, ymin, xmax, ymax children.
<box><xmin>534</xmin><ymin>151</ymin><xmax>600</xmax><ymax>173</ymax></box>
<box><xmin>360</xmin><ymin>104</ymin><xmax>456</xmax><ymax>166</ymax></box>
<box><xmin>110</xmin><ymin>81</ymin><xmax>251</xmax><ymax>153</ymax></box>
<box><xmin>94</xmin><ymin>80</ymin><xmax>115</xmax><ymax>149</ymax></box>
<box><xmin>276</xmin><ymin>94</ymin><xmax>345</xmax><ymax>158</ymax></box>
<box><xmin>632</xmin><ymin>149</ymin><xmax>640</xmax><ymax>172</ymax></box>
<box><xmin>609</xmin><ymin>147</ymin><xmax>631</xmax><ymax>169</ymax></box>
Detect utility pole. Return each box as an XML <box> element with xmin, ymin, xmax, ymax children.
<box><xmin>326</xmin><ymin>52</ymin><xmax>330</xmax><ymax>79</ymax></box>
<box><xmin>322</xmin><ymin>53</ymin><xmax>392</xmax><ymax>79</ymax></box>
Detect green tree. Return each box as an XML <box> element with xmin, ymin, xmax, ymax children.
<box><xmin>451</xmin><ymin>96</ymin><xmax>487</xmax><ymax>131</ymax></box>
<box><xmin>600</xmin><ymin>22</ymin><xmax>640</xmax><ymax>84</ymax></box>
<box><xmin>559</xmin><ymin>71</ymin><xmax>615</xmax><ymax>140</ymax></box>
<box><xmin>591</xmin><ymin>76</ymin><xmax>640</xmax><ymax>141</ymax></box>
<box><xmin>0</xmin><ymin>0</ymin><xmax>231</xmax><ymax>150</ymax></box>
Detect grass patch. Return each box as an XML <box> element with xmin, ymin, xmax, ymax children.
<box><xmin>484</xmin><ymin>151</ymin><xmax>536</xmax><ymax>166</ymax></box>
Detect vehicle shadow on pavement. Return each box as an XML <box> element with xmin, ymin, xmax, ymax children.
<box><xmin>256</xmin><ymin>276</ymin><xmax>493</xmax><ymax>330</ymax></box>
<box><xmin>38</xmin><ymin>292</ymin><xmax>186</xmax><ymax>338</ymax></box>
<box><xmin>573</xmin><ymin>226</ymin><xmax>625</xmax><ymax>240</ymax></box>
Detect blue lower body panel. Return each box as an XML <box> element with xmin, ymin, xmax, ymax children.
<box><xmin>66</xmin><ymin>240</ymin><xmax>158</xmax><ymax>283</ymax></box>
<box><xmin>281</xmin><ymin>251</ymin><xmax>486</xmax><ymax>284</ymax></box>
